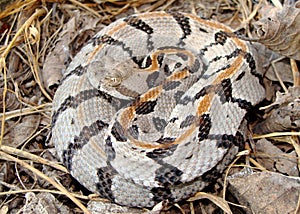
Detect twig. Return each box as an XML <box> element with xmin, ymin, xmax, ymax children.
<box><xmin>0</xmin><ymin>151</ymin><xmax>91</xmax><ymax>214</ymax></box>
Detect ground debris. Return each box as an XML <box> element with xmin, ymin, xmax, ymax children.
<box><xmin>228</xmin><ymin>171</ymin><xmax>300</xmax><ymax>214</ymax></box>
<box><xmin>19</xmin><ymin>192</ymin><xmax>70</xmax><ymax>214</ymax></box>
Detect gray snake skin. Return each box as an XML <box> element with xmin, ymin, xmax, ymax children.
<box><xmin>51</xmin><ymin>11</ymin><xmax>265</xmax><ymax>208</ymax></box>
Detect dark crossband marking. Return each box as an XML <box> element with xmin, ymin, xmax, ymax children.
<box><xmin>157</xmin><ymin>54</ymin><xmax>165</xmax><ymax>70</ymax></box>
<box><xmin>163</xmin><ymin>81</ymin><xmax>181</xmax><ymax>91</ymax></box>
<box><xmin>208</xmin><ymin>48</ymin><xmax>242</xmax><ymax>65</ymax></box>
<box><xmin>153</xmin><ymin>117</ymin><xmax>167</xmax><ymax>131</ymax></box>
<box><xmin>92</xmin><ymin>34</ymin><xmax>134</xmax><ymax>57</ymax></box>
<box><xmin>124</xmin><ymin>16</ymin><xmax>154</xmax><ymax>34</ymax></box>
<box><xmin>155</xmin><ymin>164</ymin><xmax>183</xmax><ymax>186</ymax></box>
<box><xmin>189</xmin><ymin>58</ymin><xmax>202</xmax><ymax>73</ymax></box>
<box><xmin>90</xmin><ymin>33</ymin><xmax>127</xmax><ymax>55</ymax></box>
<box><xmin>135</xmin><ymin>100</ymin><xmax>157</xmax><ymax>115</ymax></box>
<box><xmin>220</xmin><ymin>132</ymin><xmax>245</xmax><ymax>148</ymax></box>
<box><xmin>197</xmin><ymin>114</ymin><xmax>212</xmax><ymax>141</ymax></box>
<box><xmin>199</xmin><ymin>34</ymin><xmax>234</xmax><ymax>57</ymax></box>
<box><xmin>226</xmin><ymin>48</ymin><xmax>242</xmax><ymax>59</ymax></box>
<box><xmin>244</xmin><ymin>52</ymin><xmax>264</xmax><ymax>83</ymax></box>
<box><xmin>232</xmin><ymin>98</ymin><xmax>253</xmax><ymax>110</ymax></box>
<box><xmin>199</xmin><ymin>27</ymin><xmax>209</xmax><ymax>33</ymax></box>
<box><xmin>156</xmin><ymin>137</ymin><xmax>176</xmax><ymax>144</ymax></box>
<box><xmin>173</xmin><ymin>91</ymin><xmax>185</xmax><ymax>104</ymax></box>
<box><xmin>218</xmin><ymin>134</ymin><xmax>238</xmax><ymax>149</ymax></box>
<box><xmin>180</xmin><ymin>115</ymin><xmax>196</xmax><ymax>129</ymax></box>
<box><xmin>214</xmin><ymin>31</ymin><xmax>228</xmax><ymax>45</ymax></box>
<box><xmin>213</xmin><ymin>64</ymin><xmax>231</xmax><ymax>75</ymax></box>
<box><xmin>236</xmin><ymin>70</ymin><xmax>246</xmax><ymax>81</ymax></box>
<box><xmin>96</xmin><ymin>164</ymin><xmax>117</xmax><ymax>200</ymax></box>
<box><xmin>131</xmin><ymin>55</ymin><xmax>153</xmax><ymax>69</ymax></box>
<box><xmin>234</xmin><ymin>131</ymin><xmax>245</xmax><ymax>150</ymax></box>
<box><xmin>209</xmin><ymin>55</ymin><xmax>222</xmax><ymax>63</ymax></box>
<box><xmin>93</xmin><ymin>34</ymin><xmax>116</xmax><ymax>45</ymax></box>
<box><xmin>176</xmin><ymin>93</ymin><xmax>193</xmax><ymax>105</ymax></box>
<box><xmin>62</xmin><ymin>143</ymin><xmax>77</xmax><ymax>171</ymax></box>
<box><xmin>124</xmin><ymin>15</ymin><xmax>154</xmax><ymax>51</ymax></box>
<box><xmin>62</xmin><ymin>120</ymin><xmax>109</xmax><ymax>171</ymax></box>
<box><xmin>151</xmin><ymin>187</ymin><xmax>174</xmax><ymax>203</ymax></box>
<box><xmin>105</xmin><ymin>136</ymin><xmax>116</xmax><ymax>161</ymax></box>
<box><xmin>202</xmin><ymin>49</ymin><xmax>243</xmax><ymax>80</ymax></box>
<box><xmin>206</xmin><ymin>132</ymin><xmax>245</xmax><ymax>149</ymax></box>
<box><xmin>194</xmin><ymin>87</ymin><xmax>207</xmax><ymax>100</ymax></box>
<box><xmin>244</xmin><ymin>52</ymin><xmax>256</xmax><ymax>72</ymax></box>
<box><xmin>146</xmin><ymin>71</ymin><xmax>160</xmax><ymax>88</ymax></box>
<box><xmin>243</xmin><ymin>52</ymin><xmax>264</xmax><ymax>85</ymax></box>
<box><xmin>59</xmin><ymin>65</ymin><xmax>87</xmax><ymax>86</ymax></box>
<box><xmin>128</xmin><ymin>124</ymin><xmax>139</xmax><ymax>139</ymax></box>
<box><xmin>218</xmin><ymin>78</ymin><xmax>233</xmax><ymax>103</ymax></box>
<box><xmin>52</xmin><ymin>89</ymin><xmax>112</xmax><ymax>128</ymax></box>
<box><xmin>144</xmin><ymin>55</ymin><xmax>153</xmax><ymax>68</ymax></box>
<box><xmin>169</xmin><ymin>12</ymin><xmax>191</xmax><ymax>45</ymax></box>
<box><xmin>199</xmin><ymin>42</ymin><xmax>221</xmax><ymax>56</ymax></box>
<box><xmin>194</xmin><ymin>85</ymin><xmax>215</xmax><ymax>100</ymax></box>
<box><xmin>146</xmin><ymin>145</ymin><xmax>177</xmax><ymax>160</ymax></box>
<box><xmin>74</xmin><ymin>120</ymin><xmax>109</xmax><ymax>145</ymax></box>
<box><xmin>111</xmin><ymin>121</ymin><xmax>127</xmax><ymax>142</ymax></box>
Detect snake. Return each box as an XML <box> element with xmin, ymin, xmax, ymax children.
<box><xmin>51</xmin><ymin>11</ymin><xmax>265</xmax><ymax>208</ymax></box>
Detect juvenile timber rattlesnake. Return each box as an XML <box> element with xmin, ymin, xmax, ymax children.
<box><xmin>51</xmin><ymin>11</ymin><xmax>265</xmax><ymax>208</ymax></box>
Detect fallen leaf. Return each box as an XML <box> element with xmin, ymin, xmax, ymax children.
<box><xmin>228</xmin><ymin>171</ymin><xmax>300</xmax><ymax>214</ymax></box>
<box><xmin>254</xmin><ymin>86</ymin><xmax>300</xmax><ymax>134</ymax></box>
<box><xmin>253</xmin><ymin>1</ymin><xmax>300</xmax><ymax>60</ymax></box>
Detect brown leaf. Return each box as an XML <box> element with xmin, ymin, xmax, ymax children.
<box><xmin>253</xmin><ymin>1</ymin><xmax>300</xmax><ymax>60</ymax></box>
<box><xmin>20</xmin><ymin>192</ymin><xmax>70</xmax><ymax>214</ymax></box>
<box><xmin>10</xmin><ymin>114</ymin><xmax>41</xmax><ymax>148</ymax></box>
<box><xmin>0</xmin><ymin>89</ymin><xmax>20</xmax><ymax>111</ymax></box>
<box><xmin>228</xmin><ymin>171</ymin><xmax>300</xmax><ymax>214</ymax></box>
<box><xmin>253</xmin><ymin>86</ymin><xmax>300</xmax><ymax>134</ymax></box>
<box><xmin>255</xmin><ymin>138</ymin><xmax>298</xmax><ymax>176</ymax></box>
<box><xmin>248</xmin><ymin>43</ymin><xmax>293</xmax><ymax>101</ymax></box>
<box><xmin>42</xmin><ymin>16</ymin><xmax>76</xmax><ymax>94</ymax></box>
<box><xmin>42</xmin><ymin>11</ymin><xmax>99</xmax><ymax>94</ymax></box>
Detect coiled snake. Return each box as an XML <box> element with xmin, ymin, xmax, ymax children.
<box><xmin>51</xmin><ymin>11</ymin><xmax>265</xmax><ymax>208</ymax></box>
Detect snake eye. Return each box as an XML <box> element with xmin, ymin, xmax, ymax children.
<box><xmin>104</xmin><ymin>75</ymin><xmax>122</xmax><ymax>87</ymax></box>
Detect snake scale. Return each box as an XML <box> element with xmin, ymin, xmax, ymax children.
<box><xmin>51</xmin><ymin>11</ymin><xmax>265</xmax><ymax>208</ymax></box>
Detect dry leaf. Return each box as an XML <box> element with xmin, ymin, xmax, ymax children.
<box><xmin>248</xmin><ymin>43</ymin><xmax>293</xmax><ymax>101</ymax></box>
<box><xmin>42</xmin><ymin>16</ymin><xmax>76</xmax><ymax>94</ymax></box>
<box><xmin>228</xmin><ymin>171</ymin><xmax>300</xmax><ymax>214</ymax></box>
<box><xmin>20</xmin><ymin>192</ymin><xmax>70</xmax><ymax>214</ymax></box>
<box><xmin>10</xmin><ymin>114</ymin><xmax>41</xmax><ymax>148</ymax></box>
<box><xmin>0</xmin><ymin>89</ymin><xmax>20</xmax><ymax>111</ymax></box>
<box><xmin>255</xmin><ymin>138</ymin><xmax>298</xmax><ymax>176</ymax></box>
<box><xmin>253</xmin><ymin>1</ymin><xmax>300</xmax><ymax>60</ymax></box>
<box><xmin>42</xmin><ymin>11</ymin><xmax>100</xmax><ymax>94</ymax></box>
<box><xmin>253</xmin><ymin>86</ymin><xmax>300</xmax><ymax>134</ymax></box>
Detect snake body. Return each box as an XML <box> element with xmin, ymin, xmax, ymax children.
<box><xmin>51</xmin><ymin>12</ymin><xmax>265</xmax><ymax>208</ymax></box>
